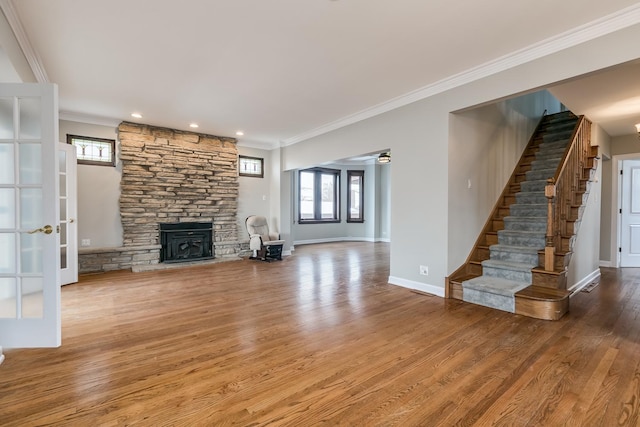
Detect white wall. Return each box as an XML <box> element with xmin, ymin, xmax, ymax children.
<box><xmin>566</xmin><ymin>124</ymin><xmax>606</xmax><ymax>286</ymax></box>
<box><xmin>601</xmin><ymin>133</ymin><xmax>640</xmax><ymax>266</ymax></box>
<box><xmin>280</xmin><ymin>22</ymin><xmax>640</xmax><ymax>294</ymax></box>
<box><xmin>59</xmin><ymin>120</ymin><xmax>123</xmax><ymax>248</ymax></box>
<box><xmin>377</xmin><ymin>163</ymin><xmax>391</xmax><ymax>241</ymax></box>
<box><xmin>237</xmin><ymin>146</ymin><xmax>273</xmax><ymax>240</ymax></box>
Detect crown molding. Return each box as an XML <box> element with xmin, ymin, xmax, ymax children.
<box><xmin>282</xmin><ymin>3</ymin><xmax>640</xmax><ymax>147</ymax></box>
<box><xmin>0</xmin><ymin>0</ymin><xmax>48</xmax><ymax>83</ymax></box>
<box><xmin>236</xmin><ymin>139</ymin><xmax>281</xmax><ymax>150</ymax></box>
<box><xmin>59</xmin><ymin>110</ymin><xmax>121</xmax><ymax>127</ymax></box>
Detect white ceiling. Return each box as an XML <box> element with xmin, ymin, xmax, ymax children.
<box><xmin>4</xmin><ymin>0</ymin><xmax>640</xmax><ymax>147</ymax></box>
<box><xmin>550</xmin><ymin>59</ymin><xmax>640</xmax><ymax>136</ymax></box>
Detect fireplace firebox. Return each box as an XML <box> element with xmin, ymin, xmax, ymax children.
<box><xmin>159</xmin><ymin>222</ymin><xmax>214</xmax><ymax>263</ymax></box>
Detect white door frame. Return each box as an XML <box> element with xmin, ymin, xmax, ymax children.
<box><xmin>59</xmin><ymin>143</ymin><xmax>78</xmax><ymax>285</ymax></box>
<box><xmin>612</xmin><ymin>153</ymin><xmax>640</xmax><ymax>267</ymax></box>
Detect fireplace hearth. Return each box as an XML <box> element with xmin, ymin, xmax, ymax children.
<box><xmin>160</xmin><ymin>222</ymin><xmax>214</xmax><ymax>263</ymax></box>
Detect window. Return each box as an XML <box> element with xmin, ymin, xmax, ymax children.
<box><xmin>67</xmin><ymin>134</ymin><xmax>116</xmax><ymax>166</ymax></box>
<box><xmin>347</xmin><ymin>170</ymin><xmax>364</xmax><ymax>223</ymax></box>
<box><xmin>239</xmin><ymin>155</ymin><xmax>264</xmax><ymax>178</ymax></box>
<box><xmin>299</xmin><ymin>167</ymin><xmax>340</xmax><ymax>223</ymax></box>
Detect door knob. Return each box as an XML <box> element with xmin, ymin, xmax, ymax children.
<box><xmin>28</xmin><ymin>225</ymin><xmax>53</xmax><ymax>235</ymax></box>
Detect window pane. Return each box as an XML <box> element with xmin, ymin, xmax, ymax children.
<box><xmin>0</xmin><ymin>189</ymin><xmax>16</xmax><ymax>228</ymax></box>
<box><xmin>0</xmin><ymin>97</ymin><xmax>14</xmax><ymax>139</ymax></box>
<box><xmin>321</xmin><ymin>174</ymin><xmax>335</xmax><ymax>219</ymax></box>
<box><xmin>300</xmin><ymin>171</ymin><xmax>315</xmax><ymax>219</ymax></box>
<box><xmin>19</xmin><ymin>97</ymin><xmax>41</xmax><ymax>140</ymax></box>
<box><xmin>19</xmin><ymin>143</ymin><xmax>42</xmax><ymax>184</ymax></box>
<box><xmin>0</xmin><ymin>278</ymin><xmax>17</xmax><ymax>318</ymax></box>
<box><xmin>0</xmin><ymin>143</ymin><xmax>15</xmax><ymax>184</ymax></box>
<box><xmin>68</xmin><ymin>135</ymin><xmax>115</xmax><ymax>166</ymax></box>
<box><xmin>20</xmin><ymin>188</ymin><xmax>43</xmax><ymax>229</ymax></box>
<box><xmin>350</xmin><ymin>176</ymin><xmax>361</xmax><ymax>220</ymax></box>
<box><xmin>0</xmin><ymin>233</ymin><xmax>16</xmax><ymax>274</ymax></box>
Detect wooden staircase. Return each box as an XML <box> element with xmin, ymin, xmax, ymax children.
<box><xmin>446</xmin><ymin>111</ymin><xmax>598</xmax><ymax>320</ymax></box>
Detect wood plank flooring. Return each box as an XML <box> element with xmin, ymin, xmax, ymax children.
<box><xmin>1</xmin><ymin>242</ymin><xmax>640</xmax><ymax>425</ymax></box>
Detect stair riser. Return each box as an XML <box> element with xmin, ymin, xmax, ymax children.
<box><xmin>541</xmin><ymin>132</ymin><xmax>573</xmax><ymax>144</ymax></box>
<box><xmin>503</xmin><ymin>218</ymin><xmax>547</xmax><ymax>232</ymax></box>
<box><xmin>498</xmin><ymin>232</ymin><xmax>545</xmax><ymax>247</ymax></box>
<box><xmin>509</xmin><ymin>204</ymin><xmax>547</xmax><ymax>217</ymax></box>
<box><xmin>515</xmin><ymin>193</ymin><xmax>547</xmax><ymax>204</ymax></box>
<box><xmin>463</xmin><ymin>289</ymin><xmax>514</xmax><ymax>313</ymax></box>
<box><xmin>483</xmin><ymin>266</ymin><xmax>532</xmax><ymax>283</ymax></box>
<box><xmin>530</xmin><ymin>158</ymin><xmax>562</xmax><ymax>170</ymax></box>
<box><xmin>535</xmin><ymin>149</ymin><xmax>566</xmax><ymax>161</ymax></box>
<box><xmin>489</xmin><ymin>249</ymin><xmax>538</xmax><ymax>265</ymax></box>
<box><xmin>520</xmin><ymin>180</ymin><xmax>547</xmax><ymax>192</ymax></box>
<box><xmin>539</xmin><ymin>140</ymin><xmax>571</xmax><ymax>152</ymax></box>
<box><xmin>526</xmin><ymin>169</ymin><xmax>557</xmax><ymax>181</ymax></box>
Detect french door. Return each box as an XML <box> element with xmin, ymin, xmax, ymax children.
<box><xmin>0</xmin><ymin>83</ymin><xmax>61</xmax><ymax>348</ymax></box>
<box><xmin>59</xmin><ymin>142</ymin><xmax>78</xmax><ymax>285</ymax></box>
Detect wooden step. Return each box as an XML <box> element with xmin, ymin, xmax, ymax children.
<box><xmin>515</xmin><ymin>285</ymin><xmax>569</xmax><ymax>320</ymax></box>
<box><xmin>532</xmin><ymin>267</ymin><xmax>567</xmax><ymax>289</ymax></box>
<box><xmin>447</xmin><ymin>273</ymin><xmax>481</xmax><ymax>300</ymax></box>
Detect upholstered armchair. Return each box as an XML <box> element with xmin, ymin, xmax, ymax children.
<box><xmin>245</xmin><ymin>215</ymin><xmax>285</xmax><ymax>261</ymax></box>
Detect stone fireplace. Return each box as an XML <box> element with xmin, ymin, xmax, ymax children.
<box><xmin>78</xmin><ymin>122</ymin><xmax>248</xmax><ymax>273</ymax></box>
<box><xmin>109</xmin><ymin>122</ymin><xmax>246</xmax><ymax>270</ymax></box>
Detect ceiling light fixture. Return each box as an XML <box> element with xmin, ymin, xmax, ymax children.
<box><xmin>377</xmin><ymin>152</ymin><xmax>391</xmax><ymax>164</ymax></box>
<box><xmin>131</xmin><ymin>113</ymin><xmax>142</xmax><ymax>119</ymax></box>
<box><xmin>636</xmin><ymin>123</ymin><xmax>640</xmax><ymax>141</ymax></box>
<box><xmin>236</xmin><ymin>131</ymin><xmax>244</xmax><ymax>136</ymax></box>
<box><xmin>189</xmin><ymin>123</ymin><xmax>199</xmax><ymax>128</ymax></box>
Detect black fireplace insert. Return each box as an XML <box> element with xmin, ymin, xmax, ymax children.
<box><xmin>159</xmin><ymin>222</ymin><xmax>214</xmax><ymax>263</ymax></box>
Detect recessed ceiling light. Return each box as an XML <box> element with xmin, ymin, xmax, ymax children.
<box><xmin>189</xmin><ymin>123</ymin><xmax>199</xmax><ymax>128</ymax></box>
<box><xmin>131</xmin><ymin>113</ymin><xmax>142</xmax><ymax>119</ymax></box>
<box><xmin>236</xmin><ymin>131</ymin><xmax>244</xmax><ymax>136</ymax></box>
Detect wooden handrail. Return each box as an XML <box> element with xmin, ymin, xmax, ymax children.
<box><xmin>543</xmin><ymin>116</ymin><xmax>592</xmax><ymax>271</ymax></box>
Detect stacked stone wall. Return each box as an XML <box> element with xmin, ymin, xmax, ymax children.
<box><xmin>118</xmin><ymin>122</ymin><xmax>239</xmax><ymax>250</ymax></box>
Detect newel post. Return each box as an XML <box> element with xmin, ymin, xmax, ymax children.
<box><xmin>544</xmin><ymin>178</ymin><xmax>556</xmax><ymax>272</ymax></box>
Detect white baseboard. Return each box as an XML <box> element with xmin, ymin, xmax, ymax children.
<box><xmin>293</xmin><ymin>237</ymin><xmax>390</xmax><ymax>246</ymax></box>
<box><xmin>388</xmin><ymin>276</ymin><xmax>445</xmax><ymax>298</ymax></box>
<box><xmin>599</xmin><ymin>260</ymin><xmax>613</xmax><ymax>267</ymax></box>
<box><xmin>282</xmin><ymin>250</ymin><xmax>293</xmax><ymax>256</ymax></box>
<box><xmin>0</xmin><ymin>346</ymin><xmax>4</xmax><ymax>365</ymax></box>
<box><xmin>568</xmin><ymin>269</ymin><xmax>601</xmax><ymax>295</ymax></box>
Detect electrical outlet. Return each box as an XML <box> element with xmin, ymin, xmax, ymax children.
<box><xmin>81</xmin><ymin>239</ymin><xmax>91</xmax><ymax>247</ymax></box>
<box><xmin>419</xmin><ymin>265</ymin><xmax>428</xmax><ymax>276</ymax></box>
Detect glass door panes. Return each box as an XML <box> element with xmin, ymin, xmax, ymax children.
<box><xmin>0</xmin><ymin>95</ymin><xmax>45</xmax><ymax>319</ymax></box>
<box><xmin>59</xmin><ymin>150</ymin><xmax>68</xmax><ymax>269</ymax></box>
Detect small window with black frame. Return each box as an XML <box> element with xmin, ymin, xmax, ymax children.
<box><xmin>239</xmin><ymin>155</ymin><xmax>264</xmax><ymax>178</ymax></box>
<box><xmin>67</xmin><ymin>134</ymin><xmax>116</xmax><ymax>167</ymax></box>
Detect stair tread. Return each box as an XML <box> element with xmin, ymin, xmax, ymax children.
<box><xmin>498</xmin><ymin>229</ymin><xmax>545</xmax><ymax>236</ymax></box>
<box><xmin>504</xmin><ymin>215</ymin><xmax>547</xmax><ymax>222</ymax></box>
<box><xmin>482</xmin><ymin>259</ymin><xmax>537</xmax><ymax>271</ymax></box>
<box><xmin>515</xmin><ymin>285</ymin><xmax>570</xmax><ymax>301</ymax></box>
<box><xmin>462</xmin><ymin>276</ymin><xmax>530</xmax><ymax>296</ymax></box>
<box><xmin>490</xmin><ymin>244</ymin><xmax>540</xmax><ymax>254</ymax></box>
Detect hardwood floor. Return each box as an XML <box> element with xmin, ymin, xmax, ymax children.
<box><xmin>1</xmin><ymin>242</ymin><xmax>640</xmax><ymax>426</ymax></box>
